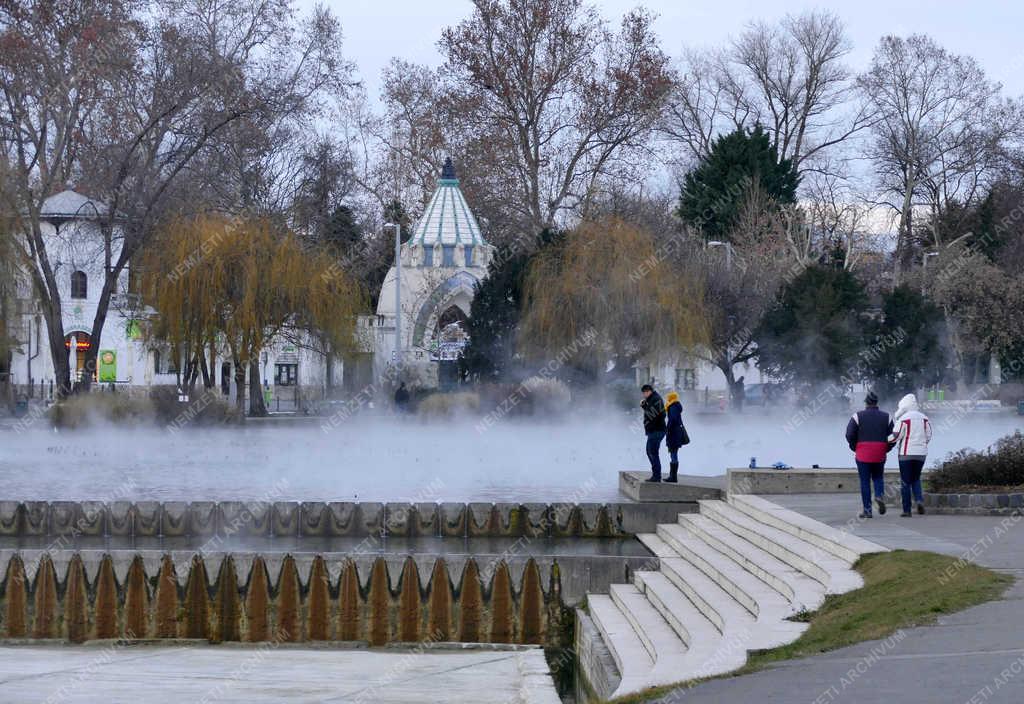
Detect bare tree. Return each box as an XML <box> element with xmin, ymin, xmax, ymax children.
<box><xmin>804</xmin><ymin>171</ymin><xmax>884</xmax><ymax>271</ymax></box>
<box><xmin>0</xmin><ymin>0</ymin><xmax>354</xmax><ymax>394</ymax></box>
<box><xmin>662</xmin><ymin>11</ymin><xmax>870</xmax><ymax>177</ymax></box>
<box><xmin>439</xmin><ymin>0</ymin><xmax>675</xmax><ymax>232</ymax></box>
<box><xmin>859</xmin><ymin>34</ymin><xmax>1018</xmax><ymax>283</ymax></box>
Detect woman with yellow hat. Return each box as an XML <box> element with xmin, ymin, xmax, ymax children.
<box><xmin>664</xmin><ymin>391</ymin><xmax>688</xmax><ymax>483</ymax></box>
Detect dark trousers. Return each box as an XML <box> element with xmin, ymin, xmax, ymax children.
<box><xmin>899</xmin><ymin>458</ymin><xmax>925</xmax><ymax>513</ymax></box>
<box><xmin>855</xmin><ymin>460</ymin><xmax>886</xmax><ymax>514</ymax></box>
<box><xmin>646</xmin><ymin>431</ymin><xmax>665</xmax><ymax>478</ymax></box>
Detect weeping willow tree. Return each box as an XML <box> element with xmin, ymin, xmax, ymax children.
<box><xmin>519</xmin><ymin>218</ymin><xmax>708</xmax><ymax>381</ymax></box>
<box><xmin>140</xmin><ymin>215</ymin><xmax>366</xmax><ymax>415</ymax></box>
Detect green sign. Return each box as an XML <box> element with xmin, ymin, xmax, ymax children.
<box><xmin>126</xmin><ymin>319</ymin><xmax>142</xmax><ymax>340</ymax></box>
<box><xmin>98</xmin><ymin>349</ymin><xmax>117</xmax><ymax>382</ymax></box>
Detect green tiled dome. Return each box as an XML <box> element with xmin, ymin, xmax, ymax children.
<box><xmin>413</xmin><ymin>158</ymin><xmax>486</xmax><ymax>246</ymax></box>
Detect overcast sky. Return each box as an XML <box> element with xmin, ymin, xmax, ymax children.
<box><xmin>318</xmin><ymin>0</ymin><xmax>1024</xmax><ymax>100</ymax></box>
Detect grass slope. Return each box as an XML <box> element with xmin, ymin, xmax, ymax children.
<box><xmin>612</xmin><ymin>550</ymin><xmax>1011</xmax><ymax>703</ymax></box>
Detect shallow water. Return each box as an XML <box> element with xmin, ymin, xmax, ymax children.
<box><xmin>1</xmin><ymin>408</ymin><xmax>1020</xmax><ymax>502</ymax></box>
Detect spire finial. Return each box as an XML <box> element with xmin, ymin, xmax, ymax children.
<box><xmin>440</xmin><ymin>157</ymin><xmax>457</xmax><ymax>181</ymax></box>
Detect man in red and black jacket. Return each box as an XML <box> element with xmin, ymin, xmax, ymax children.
<box><xmin>845</xmin><ymin>391</ymin><xmax>893</xmax><ymax>518</ymax></box>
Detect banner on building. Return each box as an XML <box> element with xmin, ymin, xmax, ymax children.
<box><xmin>98</xmin><ymin>349</ymin><xmax>117</xmax><ymax>382</ymax></box>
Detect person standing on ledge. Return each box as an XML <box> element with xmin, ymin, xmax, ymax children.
<box><xmin>845</xmin><ymin>391</ymin><xmax>894</xmax><ymax>518</ymax></box>
<box><xmin>664</xmin><ymin>391</ymin><xmax>687</xmax><ymax>484</ymax></box>
<box><xmin>889</xmin><ymin>393</ymin><xmax>932</xmax><ymax>517</ymax></box>
<box><xmin>394</xmin><ymin>382</ymin><xmax>410</xmax><ymax>413</ymax></box>
<box><xmin>641</xmin><ymin>384</ymin><xmax>666</xmax><ymax>482</ymax></box>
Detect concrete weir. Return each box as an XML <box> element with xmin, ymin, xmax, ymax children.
<box><xmin>0</xmin><ymin>499</ymin><xmax>688</xmax><ymax>649</ymax></box>
<box><xmin>0</xmin><ymin>550</ymin><xmax>578</xmax><ymax>646</ymax></box>
<box><xmin>0</xmin><ymin>499</ymin><xmax>692</xmax><ymax>540</ymax></box>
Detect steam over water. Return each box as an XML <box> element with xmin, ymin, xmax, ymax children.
<box><xmin>2</xmin><ymin>408</ymin><xmax>1021</xmax><ymax>502</ymax></box>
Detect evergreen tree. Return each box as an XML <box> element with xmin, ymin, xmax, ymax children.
<box><xmin>459</xmin><ymin>230</ymin><xmax>562</xmax><ymax>382</ymax></box>
<box><xmin>866</xmin><ymin>286</ymin><xmax>946</xmax><ymax>397</ymax></box>
<box><xmin>754</xmin><ymin>263</ymin><xmax>867</xmax><ymax>388</ymax></box>
<box><xmin>458</xmin><ymin>249</ymin><xmax>530</xmax><ymax>382</ymax></box>
<box><xmin>321</xmin><ymin>205</ymin><xmax>362</xmax><ymax>257</ymax></box>
<box><xmin>677</xmin><ymin>125</ymin><xmax>799</xmax><ymax>241</ymax></box>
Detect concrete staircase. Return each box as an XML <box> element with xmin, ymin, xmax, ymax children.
<box><xmin>583</xmin><ymin>494</ymin><xmax>888</xmax><ymax>700</ymax></box>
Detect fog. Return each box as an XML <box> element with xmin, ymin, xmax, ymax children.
<box><xmin>2</xmin><ymin>406</ymin><xmax>1021</xmax><ymax>503</ymax></box>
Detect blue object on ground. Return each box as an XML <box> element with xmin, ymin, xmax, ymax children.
<box><xmin>772</xmin><ymin>462</ymin><xmax>791</xmax><ymax>470</ymax></box>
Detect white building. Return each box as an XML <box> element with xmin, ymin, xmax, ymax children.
<box><xmin>8</xmin><ymin>190</ymin><xmax>331</xmax><ymax>407</ymax></box>
<box><xmin>368</xmin><ymin>158</ymin><xmax>495</xmax><ymax>388</ymax></box>
<box><xmin>6</xmin><ymin>190</ymin><xmax>167</xmax><ymax>395</ymax></box>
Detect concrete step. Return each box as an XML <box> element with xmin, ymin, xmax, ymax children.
<box><xmin>645</xmin><ymin>529</ymin><xmax>809</xmax><ymax>649</ymax></box>
<box><xmin>633</xmin><ymin>571</ymin><xmax>748</xmax><ymax>680</ymax></box>
<box><xmin>581</xmin><ymin>497</ymin><xmax>878</xmax><ymax>699</ymax></box>
<box><xmin>638</xmin><ymin>533</ymin><xmax>745</xmax><ymax>634</ymax></box>
<box><xmin>727</xmin><ymin>494</ymin><xmax>889</xmax><ymax>563</ymax></box>
<box><xmin>586</xmin><ymin>593</ymin><xmax>654</xmax><ymax>696</ymax></box>
<box><xmin>699</xmin><ymin>500</ymin><xmax>862</xmax><ymax>595</ymax></box>
<box><xmin>608</xmin><ymin>583</ymin><xmax>687</xmax><ymax>663</ymax></box>
<box><xmin>678</xmin><ymin>514</ymin><xmax>825</xmax><ymax>612</ymax></box>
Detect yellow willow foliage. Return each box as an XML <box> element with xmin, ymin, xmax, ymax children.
<box><xmin>139</xmin><ymin>215</ymin><xmax>366</xmax><ymax>364</ymax></box>
<box><xmin>520</xmin><ymin>218</ymin><xmax>708</xmax><ymax>368</ymax></box>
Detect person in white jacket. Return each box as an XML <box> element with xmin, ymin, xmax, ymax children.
<box><xmin>888</xmin><ymin>393</ymin><xmax>933</xmax><ymax>516</ymax></box>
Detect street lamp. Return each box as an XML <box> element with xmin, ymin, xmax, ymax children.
<box><xmin>922</xmin><ymin>251</ymin><xmax>939</xmax><ymax>295</ymax></box>
<box><xmin>384</xmin><ymin>222</ymin><xmax>402</xmax><ymax>365</ymax></box>
<box><xmin>707</xmin><ymin>240</ymin><xmax>733</xmax><ymax>270</ymax></box>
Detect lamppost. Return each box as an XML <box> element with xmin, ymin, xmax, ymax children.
<box><xmin>707</xmin><ymin>240</ymin><xmax>733</xmax><ymax>270</ymax></box>
<box><xmin>384</xmin><ymin>222</ymin><xmax>402</xmax><ymax>366</ymax></box>
<box><xmin>922</xmin><ymin>251</ymin><xmax>939</xmax><ymax>295</ymax></box>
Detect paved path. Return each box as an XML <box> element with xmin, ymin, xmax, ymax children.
<box><xmin>647</xmin><ymin>493</ymin><xmax>1024</xmax><ymax>704</ymax></box>
<box><xmin>0</xmin><ymin>644</ymin><xmax>560</xmax><ymax>704</ymax></box>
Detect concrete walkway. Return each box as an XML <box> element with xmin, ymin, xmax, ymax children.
<box><xmin>0</xmin><ymin>644</ymin><xmax>561</xmax><ymax>704</ymax></box>
<box><xmin>646</xmin><ymin>493</ymin><xmax>1024</xmax><ymax>704</ymax></box>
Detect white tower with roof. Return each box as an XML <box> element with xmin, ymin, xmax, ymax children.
<box><xmin>373</xmin><ymin>158</ymin><xmax>495</xmax><ymax>387</ymax></box>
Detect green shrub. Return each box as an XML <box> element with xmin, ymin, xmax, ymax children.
<box><xmin>928</xmin><ymin>431</ymin><xmax>1024</xmax><ymax>492</ymax></box>
<box><xmin>416</xmin><ymin>391</ymin><xmax>480</xmax><ymax>418</ymax></box>
<box><xmin>521</xmin><ymin>376</ymin><xmax>571</xmax><ymax>415</ymax></box>
<box><xmin>49</xmin><ymin>392</ymin><xmax>154</xmax><ymax>429</ymax></box>
<box><xmin>49</xmin><ymin>386</ymin><xmax>242</xmax><ymax>429</ymax></box>
<box><xmin>149</xmin><ymin>386</ymin><xmax>243</xmax><ymax>427</ymax></box>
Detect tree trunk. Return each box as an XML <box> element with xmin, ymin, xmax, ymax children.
<box><xmin>42</xmin><ymin>305</ymin><xmax>72</xmax><ymax>398</ymax></box>
<box><xmin>893</xmin><ymin>176</ymin><xmax>916</xmax><ymax>287</ymax></box>
<box><xmin>77</xmin><ymin>267</ymin><xmax>119</xmax><ymax>393</ymax></box>
<box><xmin>199</xmin><ymin>353</ymin><xmax>212</xmax><ymax>389</ymax></box>
<box><xmin>717</xmin><ymin>356</ymin><xmax>737</xmax><ymax>403</ymax></box>
<box><xmin>325</xmin><ymin>338</ymin><xmax>334</xmax><ymax>394</ymax></box>
<box><xmin>248</xmin><ymin>358</ymin><xmax>268</xmax><ymax>416</ymax></box>
<box><xmin>234</xmin><ymin>354</ymin><xmax>246</xmax><ymax>414</ymax></box>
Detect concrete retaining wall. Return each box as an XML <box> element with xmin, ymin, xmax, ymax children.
<box><xmin>727</xmin><ymin>467</ymin><xmax>903</xmax><ymax>495</ymax></box>
<box><xmin>922</xmin><ymin>492</ymin><xmax>1024</xmax><ymax>516</ymax></box>
<box><xmin>0</xmin><ymin>500</ymin><xmax>694</xmax><ymax>539</ymax></box>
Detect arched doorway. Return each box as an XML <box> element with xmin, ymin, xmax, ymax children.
<box><xmin>65</xmin><ymin>332</ymin><xmax>93</xmax><ymax>382</ymax></box>
<box><xmin>432</xmin><ymin>306</ymin><xmax>469</xmax><ymax>389</ymax></box>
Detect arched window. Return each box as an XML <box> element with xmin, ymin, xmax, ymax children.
<box><xmin>70</xmin><ymin>271</ymin><xmax>87</xmax><ymax>299</ymax></box>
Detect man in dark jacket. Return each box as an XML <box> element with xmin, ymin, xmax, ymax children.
<box><xmin>845</xmin><ymin>391</ymin><xmax>894</xmax><ymax>518</ymax></box>
<box><xmin>394</xmin><ymin>382</ymin><xmax>410</xmax><ymax>413</ymax></box>
<box><xmin>641</xmin><ymin>384</ymin><xmax>667</xmax><ymax>482</ymax></box>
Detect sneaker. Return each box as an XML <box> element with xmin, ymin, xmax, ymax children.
<box><xmin>900</xmin><ymin>511</ymin><xmax>912</xmax><ymax>517</ymax></box>
<box><xmin>858</xmin><ymin>512</ymin><xmax>872</xmax><ymax>519</ymax></box>
<box><xmin>664</xmin><ymin>477</ymin><xmax>678</xmax><ymax>483</ymax></box>
<box><xmin>876</xmin><ymin>498</ymin><xmax>887</xmax><ymax>515</ymax></box>
<box><xmin>917</xmin><ymin>502</ymin><xmax>925</xmax><ymax>515</ymax></box>
<box><xmin>645</xmin><ymin>477</ymin><xmax>661</xmax><ymax>483</ymax></box>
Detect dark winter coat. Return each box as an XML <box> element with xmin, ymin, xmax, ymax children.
<box><xmin>845</xmin><ymin>406</ymin><xmax>894</xmax><ymax>463</ymax></box>
<box><xmin>641</xmin><ymin>392</ymin><xmax>666</xmax><ymax>434</ymax></box>
<box><xmin>666</xmin><ymin>400</ymin><xmax>686</xmax><ymax>449</ymax></box>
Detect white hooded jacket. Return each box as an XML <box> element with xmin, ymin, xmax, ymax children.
<box><xmin>889</xmin><ymin>394</ymin><xmax>932</xmax><ymax>458</ymax></box>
